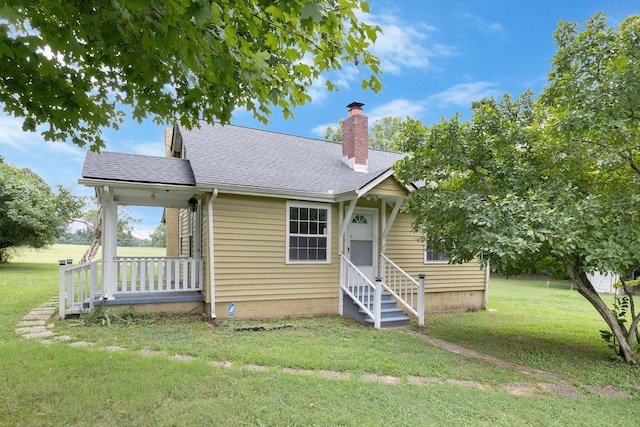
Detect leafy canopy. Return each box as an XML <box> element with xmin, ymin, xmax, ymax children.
<box><xmin>324</xmin><ymin>115</ymin><xmax>404</xmax><ymax>151</ymax></box>
<box><xmin>0</xmin><ymin>160</ymin><xmax>82</xmax><ymax>261</ymax></box>
<box><xmin>394</xmin><ymin>13</ymin><xmax>640</xmax><ymax>363</ymax></box>
<box><xmin>0</xmin><ymin>0</ymin><xmax>381</xmax><ymax>151</ymax></box>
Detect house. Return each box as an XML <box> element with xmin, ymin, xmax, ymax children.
<box><xmin>60</xmin><ymin>102</ymin><xmax>488</xmax><ymax>328</ymax></box>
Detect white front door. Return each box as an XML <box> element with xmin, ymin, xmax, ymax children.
<box><xmin>348</xmin><ymin>210</ymin><xmax>377</xmax><ymax>281</ymax></box>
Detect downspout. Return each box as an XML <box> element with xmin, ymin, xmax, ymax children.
<box><xmin>208</xmin><ymin>189</ymin><xmax>219</xmax><ymax>319</ymax></box>
<box><xmin>484</xmin><ymin>259</ymin><xmax>490</xmax><ymax>309</ymax></box>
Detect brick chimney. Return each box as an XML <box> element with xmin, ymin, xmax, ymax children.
<box><xmin>342</xmin><ymin>101</ymin><xmax>368</xmax><ymax>172</ymax></box>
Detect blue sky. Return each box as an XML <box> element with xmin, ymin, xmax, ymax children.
<box><xmin>1</xmin><ymin>0</ymin><xmax>638</xmax><ymax>238</ymax></box>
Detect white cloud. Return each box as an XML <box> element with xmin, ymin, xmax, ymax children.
<box><xmin>311</xmin><ymin>122</ymin><xmax>337</xmax><ymax>138</ymax></box>
<box><xmin>427</xmin><ymin>82</ymin><xmax>499</xmax><ymax>108</ymax></box>
<box><xmin>129</xmin><ymin>141</ymin><xmax>166</xmax><ymax>157</ymax></box>
<box><xmin>461</xmin><ymin>13</ymin><xmax>504</xmax><ymax>34</ymax></box>
<box><xmin>364</xmin><ymin>13</ymin><xmax>455</xmax><ymax>75</ymax></box>
<box><xmin>367</xmin><ymin>99</ymin><xmax>426</xmax><ymax>122</ymax></box>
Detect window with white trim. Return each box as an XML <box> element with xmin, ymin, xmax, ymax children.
<box><xmin>286</xmin><ymin>202</ymin><xmax>331</xmax><ymax>263</ymax></box>
<box><xmin>424</xmin><ymin>240</ymin><xmax>450</xmax><ymax>263</ymax></box>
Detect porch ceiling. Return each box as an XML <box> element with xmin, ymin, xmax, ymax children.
<box><xmin>80</xmin><ymin>179</ymin><xmax>206</xmax><ymax>208</ymax></box>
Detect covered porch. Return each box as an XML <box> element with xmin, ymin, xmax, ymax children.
<box><xmin>59</xmin><ymin>152</ymin><xmax>210</xmax><ymax>319</ymax></box>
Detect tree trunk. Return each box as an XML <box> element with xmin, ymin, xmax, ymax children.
<box><xmin>568</xmin><ymin>262</ymin><xmax>636</xmax><ymax>364</ymax></box>
<box><xmin>79</xmin><ymin>211</ymin><xmax>102</xmax><ymax>265</ymax></box>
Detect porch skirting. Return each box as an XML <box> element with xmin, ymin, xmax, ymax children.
<box><xmin>97</xmin><ymin>292</ymin><xmax>204</xmax><ymax>316</ymax></box>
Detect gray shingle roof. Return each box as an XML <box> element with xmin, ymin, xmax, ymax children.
<box><xmin>82</xmin><ymin>151</ymin><xmax>195</xmax><ymax>186</ymax></box>
<box><xmin>179</xmin><ymin>122</ymin><xmax>405</xmax><ymax>196</ymax></box>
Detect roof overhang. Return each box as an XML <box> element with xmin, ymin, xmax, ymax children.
<box><xmin>79</xmin><ymin>178</ymin><xmax>210</xmax><ymax>208</ymax></box>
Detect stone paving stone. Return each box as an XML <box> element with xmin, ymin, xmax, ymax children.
<box><xmin>539</xmin><ymin>383</ymin><xmax>584</xmax><ymax>397</ymax></box>
<box><xmin>15</xmin><ymin>326</ymin><xmax>46</xmax><ymax>334</ymax></box>
<box><xmin>362</xmin><ymin>373</ymin><xmax>400</xmax><ymax>384</ymax></box>
<box><xmin>23</xmin><ymin>331</ymin><xmax>55</xmax><ymax>339</ymax></box>
<box><xmin>585</xmin><ymin>385</ymin><xmax>629</xmax><ymax>398</ymax></box>
<box><xmin>245</xmin><ymin>364</ymin><xmax>268</xmax><ymax>372</ymax></box>
<box><xmin>69</xmin><ymin>341</ymin><xmax>94</xmax><ymax>347</ymax></box>
<box><xmin>408</xmin><ymin>375</ymin><xmax>442</xmax><ymax>385</ymax></box>
<box><xmin>282</xmin><ymin>367</ymin><xmax>314</xmax><ymax>375</ymax></box>
<box><xmin>30</xmin><ymin>309</ymin><xmax>55</xmax><ymax>315</ymax></box>
<box><xmin>503</xmin><ymin>383</ymin><xmax>539</xmax><ymax>396</ymax></box>
<box><xmin>318</xmin><ymin>370</ymin><xmax>350</xmax><ymax>380</ymax></box>
<box><xmin>16</xmin><ymin>320</ymin><xmax>46</xmax><ymax>327</ymax></box>
<box><xmin>23</xmin><ymin>313</ymin><xmax>53</xmax><ymax>321</ymax></box>
<box><xmin>447</xmin><ymin>379</ymin><xmax>485</xmax><ymax>389</ymax></box>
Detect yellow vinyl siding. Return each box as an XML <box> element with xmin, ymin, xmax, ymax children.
<box><xmin>385</xmin><ymin>210</ymin><xmax>485</xmax><ymax>293</ymax></box>
<box><xmin>369</xmin><ymin>176</ymin><xmax>408</xmax><ymax>197</ymax></box>
<box><xmin>164</xmin><ymin>208</ymin><xmax>179</xmax><ymax>257</ymax></box>
<box><xmin>212</xmin><ymin>194</ymin><xmax>339</xmax><ymax>315</ymax></box>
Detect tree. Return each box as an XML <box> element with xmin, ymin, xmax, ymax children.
<box><xmin>75</xmin><ymin>202</ymin><xmax>141</xmax><ymax>264</ymax></box>
<box><xmin>324</xmin><ymin>116</ymin><xmax>404</xmax><ymax>150</ymax></box>
<box><xmin>150</xmin><ymin>223</ymin><xmax>167</xmax><ymax>248</ymax></box>
<box><xmin>0</xmin><ymin>0</ymin><xmax>381</xmax><ymax>151</ymax></box>
<box><xmin>395</xmin><ymin>23</ymin><xmax>640</xmax><ymax>365</ymax></box>
<box><xmin>0</xmin><ymin>159</ymin><xmax>82</xmax><ymax>261</ymax></box>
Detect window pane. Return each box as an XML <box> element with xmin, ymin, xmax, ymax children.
<box><xmin>300</xmin><ymin>221</ymin><xmax>308</xmax><ymax>234</ymax></box>
<box><xmin>319</xmin><ymin>209</ymin><xmax>327</xmax><ymax>221</ymax></box>
<box><xmin>310</xmin><ymin>222</ymin><xmax>318</xmax><ymax>234</ymax></box>
<box><xmin>290</xmin><ymin>221</ymin><xmax>298</xmax><ymax>234</ymax></box>
<box><xmin>319</xmin><ymin>222</ymin><xmax>327</xmax><ymax>235</ymax></box>
<box><xmin>310</xmin><ymin>208</ymin><xmax>318</xmax><ymax>221</ymax></box>
<box><xmin>290</xmin><ymin>207</ymin><xmax>298</xmax><ymax>220</ymax></box>
<box><xmin>318</xmin><ymin>237</ymin><xmax>326</xmax><ymax>249</ymax></box>
<box><xmin>299</xmin><ymin>249</ymin><xmax>308</xmax><ymax>260</ymax></box>
<box><xmin>300</xmin><ymin>208</ymin><xmax>308</xmax><ymax>220</ymax></box>
<box><xmin>309</xmin><ymin>249</ymin><xmax>318</xmax><ymax>259</ymax></box>
<box><xmin>309</xmin><ymin>237</ymin><xmax>318</xmax><ymax>248</ymax></box>
<box><xmin>289</xmin><ymin>248</ymin><xmax>298</xmax><ymax>260</ymax></box>
<box><xmin>318</xmin><ymin>248</ymin><xmax>326</xmax><ymax>259</ymax></box>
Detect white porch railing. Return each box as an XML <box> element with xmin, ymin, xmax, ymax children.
<box><xmin>380</xmin><ymin>254</ymin><xmax>425</xmax><ymax>326</ymax></box>
<box><xmin>58</xmin><ymin>259</ymin><xmax>102</xmax><ymax>319</ymax></box>
<box><xmin>58</xmin><ymin>256</ymin><xmax>203</xmax><ymax>319</ymax></box>
<box><xmin>340</xmin><ymin>254</ymin><xmax>382</xmax><ymax>329</ymax></box>
<box><xmin>115</xmin><ymin>257</ymin><xmax>203</xmax><ymax>293</ymax></box>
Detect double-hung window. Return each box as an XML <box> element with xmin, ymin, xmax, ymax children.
<box><xmin>287</xmin><ymin>202</ymin><xmax>331</xmax><ymax>263</ymax></box>
<box><xmin>424</xmin><ymin>238</ymin><xmax>450</xmax><ymax>263</ymax></box>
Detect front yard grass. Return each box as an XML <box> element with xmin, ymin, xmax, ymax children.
<box><xmin>1</xmin><ymin>249</ymin><xmax>639</xmax><ymax>426</ymax></box>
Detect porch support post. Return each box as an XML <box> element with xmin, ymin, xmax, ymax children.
<box><xmin>374</xmin><ymin>276</ymin><xmax>382</xmax><ymax>329</ymax></box>
<box><xmin>58</xmin><ymin>260</ymin><xmax>67</xmax><ymax>319</ymax></box>
<box><xmin>102</xmin><ymin>186</ymin><xmax>117</xmax><ymax>299</ymax></box>
<box><xmin>418</xmin><ymin>274</ymin><xmax>425</xmax><ymax>326</ymax></box>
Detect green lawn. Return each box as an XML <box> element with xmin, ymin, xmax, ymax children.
<box><xmin>1</xmin><ymin>246</ymin><xmax>639</xmax><ymax>426</ymax></box>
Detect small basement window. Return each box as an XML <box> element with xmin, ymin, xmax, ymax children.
<box><xmin>286</xmin><ymin>202</ymin><xmax>331</xmax><ymax>263</ymax></box>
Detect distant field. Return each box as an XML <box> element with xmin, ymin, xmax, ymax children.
<box><xmin>11</xmin><ymin>244</ymin><xmax>167</xmax><ymax>264</ymax></box>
